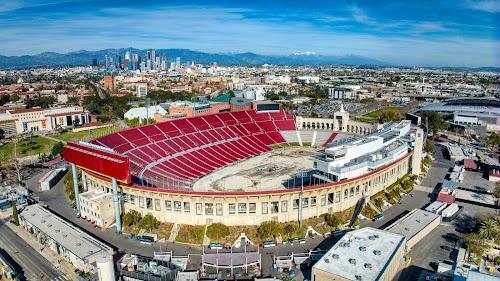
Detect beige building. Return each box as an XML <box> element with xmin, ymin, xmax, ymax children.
<box><xmin>384</xmin><ymin>208</ymin><xmax>441</xmax><ymax>250</ymax></box>
<box><xmin>295</xmin><ymin>105</ymin><xmax>382</xmax><ymax>135</ymax></box>
<box><xmin>312</xmin><ymin>227</ymin><xmax>406</xmax><ymax>281</ymax></box>
<box><xmin>0</xmin><ymin>106</ymin><xmax>90</xmax><ymax>135</ymax></box>
<box><xmin>79</xmin><ymin>190</ymin><xmax>115</xmax><ymax>228</ymax></box>
<box><xmin>81</xmin><ymin>151</ymin><xmax>413</xmax><ymax>226</ymax></box>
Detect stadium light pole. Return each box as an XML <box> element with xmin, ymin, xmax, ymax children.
<box><xmin>298</xmin><ymin>170</ymin><xmax>304</xmax><ymax>228</ymax></box>
<box><xmin>112</xmin><ymin>177</ymin><xmax>122</xmax><ymax>233</ymax></box>
<box><xmin>145</xmin><ymin>97</ymin><xmax>150</xmax><ymax>125</ymax></box>
<box><xmin>71</xmin><ymin>164</ymin><xmax>81</xmax><ymax>216</ymax></box>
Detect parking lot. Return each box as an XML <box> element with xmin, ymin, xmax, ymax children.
<box><xmin>459</xmin><ymin>170</ymin><xmax>495</xmax><ymax>194</ymax></box>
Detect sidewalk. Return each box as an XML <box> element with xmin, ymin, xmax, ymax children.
<box><xmin>6</xmin><ymin>220</ymin><xmax>77</xmax><ymax>280</ymax></box>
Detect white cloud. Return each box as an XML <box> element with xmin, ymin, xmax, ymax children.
<box><xmin>0</xmin><ymin>5</ymin><xmax>498</xmax><ymax>67</ymax></box>
<box><xmin>350</xmin><ymin>6</ymin><xmax>376</xmax><ymax>25</ymax></box>
<box><xmin>466</xmin><ymin>0</ymin><xmax>500</xmax><ymax>13</ymax></box>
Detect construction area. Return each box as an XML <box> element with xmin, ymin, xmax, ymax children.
<box><xmin>192</xmin><ymin>146</ymin><xmax>319</xmax><ymax>192</ymax></box>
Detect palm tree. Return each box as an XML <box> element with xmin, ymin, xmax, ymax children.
<box><xmin>479</xmin><ymin>218</ymin><xmax>499</xmax><ymax>240</ymax></box>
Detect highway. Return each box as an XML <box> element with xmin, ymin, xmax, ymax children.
<box><xmin>0</xmin><ymin>218</ymin><xmax>69</xmax><ymax>281</ymax></box>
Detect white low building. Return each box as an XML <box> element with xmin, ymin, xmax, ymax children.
<box><xmin>312</xmin><ymin>227</ymin><xmax>406</xmax><ymax>281</ymax></box>
<box><xmin>19</xmin><ymin>204</ymin><xmax>114</xmax><ymax>272</ymax></box>
<box><xmin>314</xmin><ymin>121</ymin><xmax>415</xmax><ymax>181</ymax></box>
<box><xmin>124</xmin><ymin>105</ymin><xmax>168</xmax><ymax>121</ymax></box>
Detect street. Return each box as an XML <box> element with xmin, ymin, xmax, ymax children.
<box><xmin>0</xmin><ymin>217</ymin><xmax>69</xmax><ymax>281</ymax></box>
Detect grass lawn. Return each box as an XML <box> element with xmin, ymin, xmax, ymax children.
<box><xmin>270</xmin><ymin>143</ymin><xmax>290</xmax><ymax>149</ymax></box>
<box><xmin>175</xmin><ymin>225</ymin><xmax>205</xmax><ymax>244</ymax></box>
<box><xmin>0</xmin><ymin>136</ymin><xmax>57</xmax><ymax>160</ymax></box>
<box><xmin>361</xmin><ymin>205</ymin><xmax>380</xmax><ymax>219</ymax></box>
<box><xmin>148</xmin><ymin>223</ymin><xmax>174</xmax><ymax>240</ymax></box>
<box><xmin>362</xmin><ymin>106</ymin><xmax>401</xmax><ymax>119</ymax></box>
<box><xmin>49</xmin><ymin>125</ymin><xmax>117</xmax><ymax>142</ymax></box>
<box><xmin>305</xmin><ymin>206</ymin><xmax>357</xmax><ymax>234</ymax></box>
<box><xmin>353</xmin><ymin>116</ymin><xmax>377</xmax><ymax>124</ymax></box>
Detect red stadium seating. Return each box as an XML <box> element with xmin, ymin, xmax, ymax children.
<box><xmin>92</xmin><ymin>109</ymin><xmax>296</xmax><ymax>187</ymax></box>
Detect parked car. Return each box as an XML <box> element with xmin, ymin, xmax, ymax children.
<box><xmin>331</xmin><ymin>230</ymin><xmax>344</xmax><ymax>237</ymax></box>
<box><xmin>441</xmin><ymin>245</ymin><xmax>453</xmax><ymax>251</ymax></box>
<box><xmin>138</xmin><ymin>236</ymin><xmax>154</xmax><ymax>245</ymax></box>
<box><xmin>373</xmin><ymin>214</ymin><xmax>384</xmax><ymax>221</ymax></box>
<box><xmin>443</xmin><ymin>233</ymin><xmax>460</xmax><ymax>241</ymax></box>
<box><xmin>209</xmin><ymin>243</ymin><xmax>223</xmax><ymax>250</ymax></box>
<box><xmin>263</xmin><ymin>240</ymin><xmax>276</xmax><ymax>248</ymax></box>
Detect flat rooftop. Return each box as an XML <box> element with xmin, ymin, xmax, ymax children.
<box><xmin>80</xmin><ymin>189</ymin><xmax>113</xmax><ymax>204</ymax></box>
<box><xmin>384</xmin><ymin>209</ymin><xmax>440</xmax><ymax>241</ymax></box>
<box><xmin>20</xmin><ymin>204</ymin><xmax>113</xmax><ymax>261</ymax></box>
<box><xmin>313</xmin><ymin>227</ymin><xmax>406</xmax><ymax>281</ymax></box>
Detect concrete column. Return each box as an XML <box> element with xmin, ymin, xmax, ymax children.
<box><xmin>71</xmin><ymin>164</ymin><xmax>81</xmax><ymax>216</ymax></box>
<box><xmin>112</xmin><ymin>178</ymin><xmax>122</xmax><ymax>233</ymax></box>
<box><xmin>411</xmin><ymin>128</ymin><xmax>424</xmax><ymax>176</ymax></box>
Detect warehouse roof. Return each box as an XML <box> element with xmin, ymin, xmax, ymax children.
<box><xmin>313</xmin><ymin>227</ymin><xmax>406</xmax><ymax>281</ymax></box>
<box><xmin>384</xmin><ymin>209</ymin><xmax>440</xmax><ymax>241</ymax></box>
<box><xmin>19</xmin><ymin>204</ymin><xmax>113</xmax><ymax>261</ymax></box>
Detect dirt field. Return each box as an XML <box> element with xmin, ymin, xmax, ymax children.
<box><xmin>192</xmin><ymin>146</ymin><xmax>320</xmax><ymax>192</ymax></box>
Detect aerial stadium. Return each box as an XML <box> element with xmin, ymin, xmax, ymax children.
<box><xmin>62</xmin><ymin>106</ymin><xmax>423</xmax><ymax>230</ymax></box>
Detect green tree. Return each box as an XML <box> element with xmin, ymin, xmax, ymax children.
<box><xmin>82</xmin><ymin>93</ymin><xmax>137</xmax><ymax>121</ymax></box>
<box><xmin>147</xmin><ymin>89</ymin><xmax>194</xmax><ymax>102</ymax></box>
<box><xmin>494</xmin><ymin>182</ymin><xmax>500</xmax><ymax>199</ymax></box>
<box><xmin>374</xmin><ymin>198</ymin><xmax>384</xmax><ymax>210</ymax></box>
<box><xmin>283</xmin><ymin>223</ymin><xmax>297</xmax><ymax>238</ymax></box>
<box><xmin>138</xmin><ymin>213</ymin><xmax>160</xmax><ymax>232</ymax></box>
<box><xmin>424</xmin><ymin>139</ymin><xmax>434</xmax><ymax>154</ymax></box>
<box><xmin>420</xmin><ymin>111</ymin><xmax>448</xmax><ymax>136</ymax></box>
<box><xmin>9</xmin><ymin>94</ymin><xmax>20</xmax><ymax>103</ymax></box>
<box><xmin>73</xmin><ymin>115</ymin><xmax>80</xmax><ymax>126</ymax></box>
<box><xmin>206</xmin><ymin>223</ymin><xmax>230</xmax><ymax>241</ymax></box>
<box><xmin>122</xmin><ymin>210</ymin><xmax>141</xmax><ymax>227</ymax></box>
<box><xmin>464</xmin><ymin>233</ymin><xmax>489</xmax><ymax>262</ymax></box>
<box><xmin>26</xmin><ymin>95</ymin><xmax>57</xmax><ymax>109</ymax></box>
<box><xmin>257</xmin><ymin>221</ymin><xmax>283</xmax><ymax>239</ymax></box>
<box><xmin>324</xmin><ymin>213</ymin><xmax>342</xmax><ymax>228</ymax></box>
<box><xmin>51</xmin><ymin>142</ymin><xmax>64</xmax><ymax>157</ymax></box>
<box><xmin>379</xmin><ymin>109</ymin><xmax>400</xmax><ymax>123</ymax></box>
<box><xmin>11</xmin><ymin>204</ymin><xmax>19</xmax><ymax>226</ymax></box>
<box><xmin>486</xmin><ymin>132</ymin><xmax>500</xmax><ymax>149</ymax></box>
<box><xmin>479</xmin><ymin>217</ymin><xmax>499</xmax><ymax>240</ymax></box>
<box><xmin>265</xmin><ymin>91</ymin><xmax>280</xmax><ymax>101</ymax></box>
<box><xmin>67</xmin><ymin>96</ymin><xmax>80</xmax><ymax>106</ymax></box>
<box><xmin>64</xmin><ymin>170</ymin><xmax>82</xmax><ymax>203</ymax></box>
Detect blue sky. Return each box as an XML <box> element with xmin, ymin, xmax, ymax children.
<box><xmin>0</xmin><ymin>0</ymin><xmax>499</xmax><ymax>66</ymax></box>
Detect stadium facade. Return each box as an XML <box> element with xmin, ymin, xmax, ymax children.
<box><xmin>417</xmin><ymin>98</ymin><xmax>500</xmax><ymax>132</ymax></box>
<box><xmin>63</xmin><ymin>108</ymin><xmax>423</xmax><ymax>228</ymax></box>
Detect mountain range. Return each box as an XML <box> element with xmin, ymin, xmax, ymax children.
<box><xmin>0</xmin><ymin>48</ymin><xmax>387</xmax><ymax>69</ymax></box>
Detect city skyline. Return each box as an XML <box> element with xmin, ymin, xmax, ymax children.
<box><xmin>0</xmin><ymin>0</ymin><xmax>499</xmax><ymax>67</ymax></box>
